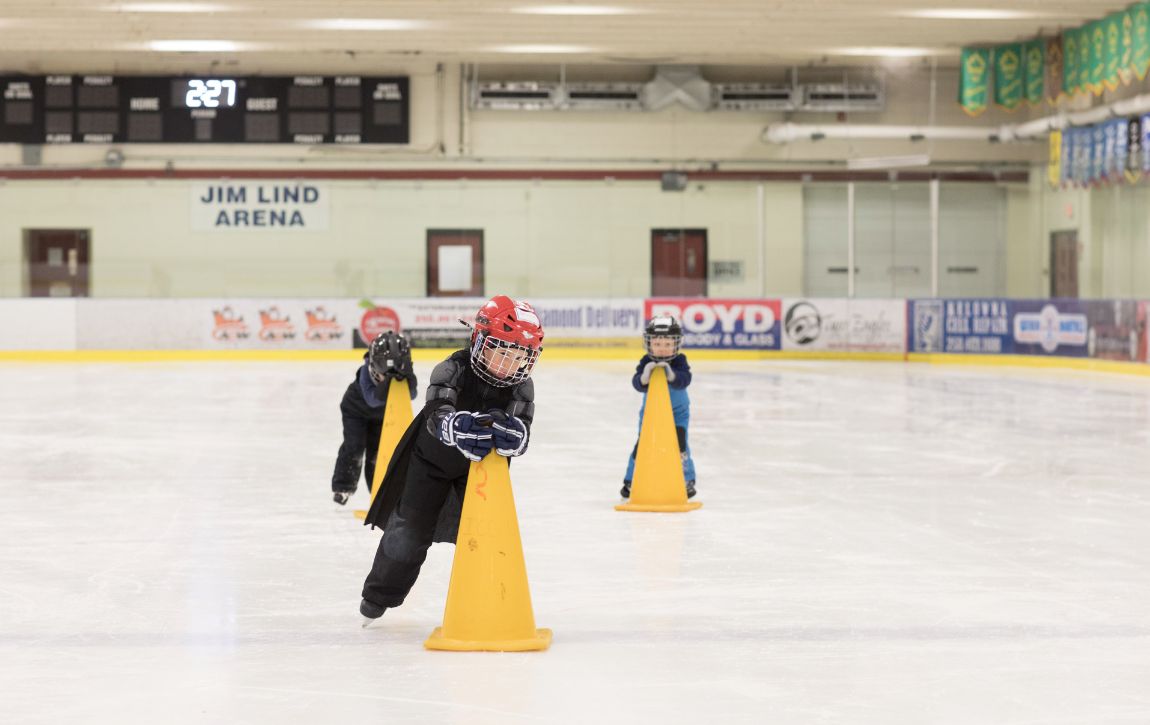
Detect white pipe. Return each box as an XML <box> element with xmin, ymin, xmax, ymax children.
<box><xmin>763</xmin><ymin>123</ymin><xmax>995</xmax><ymax>144</ymax></box>
<box><xmin>756</xmin><ymin>183</ymin><xmax>765</xmax><ymax>296</ymax></box>
<box><xmin>763</xmin><ymin>92</ymin><xmax>1150</xmax><ymax>145</ymax></box>
<box><xmin>929</xmin><ymin>178</ymin><xmax>939</xmax><ymax>297</ymax></box>
<box><xmin>847</xmin><ymin>182</ymin><xmax>856</xmax><ymax>299</ymax></box>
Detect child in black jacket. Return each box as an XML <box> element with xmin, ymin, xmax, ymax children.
<box><xmin>331</xmin><ymin>331</ymin><xmax>418</xmax><ymax>505</ymax></box>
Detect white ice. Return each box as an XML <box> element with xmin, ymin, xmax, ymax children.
<box><xmin>2</xmin><ymin>358</ymin><xmax>1150</xmax><ymax>724</ymax></box>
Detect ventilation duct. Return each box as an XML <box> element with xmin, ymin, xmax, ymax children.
<box><xmin>641</xmin><ymin>66</ymin><xmax>712</xmax><ymax>112</ymax></box>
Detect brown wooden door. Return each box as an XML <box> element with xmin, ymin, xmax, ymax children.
<box><xmin>25</xmin><ymin>229</ymin><xmax>90</xmax><ymax>297</ymax></box>
<box><xmin>427</xmin><ymin>229</ymin><xmax>484</xmax><ymax>297</ymax></box>
<box><xmin>1050</xmin><ymin>230</ymin><xmax>1078</xmax><ymax>298</ymax></box>
<box><xmin>651</xmin><ymin>228</ymin><xmax>707</xmax><ymax>297</ymax></box>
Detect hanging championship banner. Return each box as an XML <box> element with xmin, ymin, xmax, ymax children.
<box><xmin>1103</xmin><ymin>11</ymin><xmax>1122</xmax><ymax>90</ymax></box>
<box><xmin>994</xmin><ymin>43</ymin><xmax>1024</xmax><ymax>110</ymax></box>
<box><xmin>959</xmin><ymin>48</ymin><xmax>991</xmax><ymax>116</ymax></box>
<box><xmin>1126</xmin><ymin>117</ymin><xmax>1143</xmax><ymax>184</ymax></box>
<box><xmin>1074</xmin><ymin>126</ymin><xmax>1087</xmax><ymax>186</ymax></box>
<box><xmin>1134</xmin><ymin>3</ymin><xmax>1150</xmax><ymax>80</ymax></box>
<box><xmin>1090</xmin><ymin>20</ymin><xmax>1106</xmax><ymax>93</ymax></box>
<box><xmin>1046</xmin><ymin>36</ymin><xmax>1065</xmax><ymax>103</ymax></box>
<box><xmin>1078</xmin><ymin>25</ymin><xmax>1093</xmax><ymax>91</ymax></box>
<box><xmin>1024</xmin><ymin>39</ymin><xmax>1045</xmax><ymax>105</ymax></box>
<box><xmin>1143</xmin><ymin>114</ymin><xmax>1150</xmax><ymax>174</ymax></box>
<box><xmin>1048</xmin><ymin>130</ymin><xmax>1062</xmax><ymax>188</ymax></box>
<box><xmin>1112</xmin><ymin>118</ymin><xmax>1129</xmax><ymax>181</ymax></box>
<box><xmin>1092</xmin><ymin>123</ymin><xmax>1107</xmax><ymax>185</ymax></box>
<box><xmin>1063</xmin><ymin>30</ymin><xmax>1080</xmax><ymax>95</ymax></box>
<box><xmin>1061</xmin><ymin>128</ymin><xmax>1074</xmax><ymax>187</ymax></box>
<box><xmin>1119</xmin><ymin>8</ymin><xmax>1136</xmax><ymax>85</ymax></box>
<box><xmin>1103</xmin><ymin>119</ymin><xmax>1119</xmax><ymax>182</ymax></box>
<box><xmin>1063</xmin><ymin>128</ymin><xmax>1075</xmax><ymax>187</ymax></box>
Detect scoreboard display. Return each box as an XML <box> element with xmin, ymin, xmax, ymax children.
<box><xmin>0</xmin><ymin>75</ymin><xmax>409</xmax><ymax>144</ymax></box>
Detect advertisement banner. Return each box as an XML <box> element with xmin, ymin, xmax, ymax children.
<box><xmin>908</xmin><ymin>299</ymin><xmax>1013</xmax><ymax>354</ymax></box>
<box><xmin>190</xmin><ymin>182</ymin><xmax>330</xmax><ymax>231</ymax></box>
<box><xmin>530</xmin><ymin>299</ymin><xmax>645</xmax><ymax>345</ymax></box>
<box><xmin>780</xmin><ymin>299</ymin><xmax>905</xmax><ymax>353</ymax></box>
<box><xmin>1085</xmin><ymin>299</ymin><xmax>1146</xmax><ymax>362</ymax></box>
<box><xmin>1012</xmin><ymin>300</ymin><xmax>1089</xmax><ymax>357</ymax></box>
<box><xmin>645</xmin><ymin>298</ymin><xmax>781</xmax><ymax>350</ymax></box>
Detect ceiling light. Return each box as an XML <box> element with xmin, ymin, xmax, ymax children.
<box><xmin>512</xmin><ymin>5</ymin><xmax>640</xmax><ymax>15</ymax></box>
<box><xmin>301</xmin><ymin>18</ymin><xmax>429</xmax><ymax>31</ymax></box>
<box><xmin>847</xmin><ymin>154</ymin><xmax>931</xmax><ymax>170</ymax></box>
<box><xmin>899</xmin><ymin>9</ymin><xmax>1040</xmax><ymax>20</ymax></box>
<box><xmin>486</xmin><ymin>44</ymin><xmax>596</xmax><ymax>53</ymax></box>
<box><xmin>836</xmin><ymin>47</ymin><xmax>943</xmax><ymax>58</ymax></box>
<box><xmin>148</xmin><ymin>39</ymin><xmax>248</xmax><ymax>52</ymax></box>
<box><xmin>111</xmin><ymin>2</ymin><xmax>233</xmax><ymax>11</ymax></box>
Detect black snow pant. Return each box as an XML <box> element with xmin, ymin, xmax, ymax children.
<box><xmin>361</xmin><ymin>442</ymin><xmax>468</xmax><ymax>608</ymax></box>
<box><xmin>331</xmin><ymin>389</ymin><xmax>383</xmax><ymax>495</ymax></box>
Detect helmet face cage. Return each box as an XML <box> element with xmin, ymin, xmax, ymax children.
<box><xmin>643</xmin><ymin>315</ymin><xmax>683</xmax><ymax>361</ymax></box>
<box><xmin>368</xmin><ymin>332</ymin><xmax>409</xmax><ymax>384</ymax></box>
<box><xmin>643</xmin><ymin>332</ymin><xmax>683</xmax><ymax>361</ymax></box>
<box><xmin>470</xmin><ymin>333</ymin><xmax>539</xmax><ymax>387</ymax></box>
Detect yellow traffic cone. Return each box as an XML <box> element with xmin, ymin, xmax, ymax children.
<box><xmin>425</xmin><ymin>453</ymin><xmax>551</xmax><ymax>652</ymax></box>
<box><xmin>354</xmin><ymin>377</ymin><xmax>414</xmax><ymax>520</ymax></box>
<box><xmin>616</xmin><ymin>365</ymin><xmax>703</xmax><ymax>513</ymax></box>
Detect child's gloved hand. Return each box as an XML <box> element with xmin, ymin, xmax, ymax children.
<box><xmin>333</xmin><ymin>490</ymin><xmax>352</xmax><ymax>505</ymax></box>
<box><xmin>656</xmin><ymin>361</ymin><xmax>676</xmax><ymax>382</ymax></box>
<box><xmin>488</xmin><ymin>410</ymin><xmax>529</xmax><ymax>457</ymax></box>
<box><xmin>639</xmin><ymin>361</ymin><xmax>658</xmax><ymax>385</ymax></box>
<box><xmin>439</xmin><ymin>411</ymin><xmax>494</xmax><ymax>462</ymax></box>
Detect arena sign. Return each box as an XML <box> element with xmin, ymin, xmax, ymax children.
<box><xmin>190</xmin><ymin>182</ymin><xmax>330</xmax><ymax>231</ymax></box>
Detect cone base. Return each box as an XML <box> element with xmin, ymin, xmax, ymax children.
<box><xmin>615</xmin><ymin>501</ymin><xmax>703</xmax><ymax>513</ymax></box>
<box><xmin>424</xmin><ymin>626</ymin><xmax>552</xmax><ymax>652</ymax></box>
<box><xmin>352</xmin><ymin>509</ymin><xmax>367</xmax><ymax>520</ymax></box>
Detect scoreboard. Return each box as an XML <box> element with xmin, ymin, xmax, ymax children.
<box><xmin>0</xmin><ymin>75</ymin><xmax>409</xmax><ymax>144</ymax></box>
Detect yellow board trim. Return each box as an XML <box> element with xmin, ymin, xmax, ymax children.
<box><xmin>2</xmin><ymin>349</ymin><xmax>1149</xmax><ymax>377</ymax></box>
<box><xmin>906</xmin><ymin>353</ymin><xmax>1150</xmax><ymax>377</ymax></box>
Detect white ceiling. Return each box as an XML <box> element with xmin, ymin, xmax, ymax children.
<box><xmin>0</xmin><ymin>0</ymin><xmax>1129</xmax><ymax>72</ymax></box>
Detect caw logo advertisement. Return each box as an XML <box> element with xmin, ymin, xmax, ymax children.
<box><xmin>781</xmin><ymin>299</ymin><xmax>905</xmax><ymax>353</ymax></box>
<box><xmin>645</xmin><ymin>298</ymin><xmax>781</xmax><ymax>350</ymax></box>
<box><xmin>191</xmin><ymin>182</ymin><xmax>330</xmax><ymax>231</ymax></box>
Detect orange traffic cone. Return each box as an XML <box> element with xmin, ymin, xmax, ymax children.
<box><xmin>616</xmin><ymin>365</ymin><xmax>703</xmax><ymax>513</ymax></box>
<box><xmin>354</xmin><ymin>377</ymin><xmax>414</xmax><ymax>521</ymax></box>
<box><xmin>425</xmin><ymin>452</ymin><xmax>551</xmax><ymax>652</ymax></box>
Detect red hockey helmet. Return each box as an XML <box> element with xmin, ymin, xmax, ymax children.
<box><xmin>468</xmin><ymin>295</ymin><xmax>544</xmax><ymax>387</ymax></box>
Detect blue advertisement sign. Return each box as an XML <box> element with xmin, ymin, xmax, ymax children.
<box><xmin>1012</xmin><ymin>300</ymin><xmax>1089</xmax><ymax>357</ymax></box>
<box><xmin>909</xmin><ymin>299</ymin><xmax>1013</xmax><ymax>354</ymax></box>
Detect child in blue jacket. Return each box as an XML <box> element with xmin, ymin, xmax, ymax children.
<box><xmin>621</xmin><ymin>315</ymin><xmax>696</xmax><ymax>499</ymax></box>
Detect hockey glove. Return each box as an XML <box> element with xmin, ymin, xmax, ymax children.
<box><xmin>488</xmin><ymin>410</ymin><xmax>529</xmax><ymax>457</ymax></box>
<box><xmin>656</xmin><ymin>361</ymin><xmax>676</xmax><ymax>382</ymax></box>
<box><xmin>639</xmin><ymin>361</ymin><xmax>658</xmax><ymax>385</ymax></box>
<box><xmin>439</xmin><ymin>410</ymin><xmax>494</xmax><ymax>462</ymax></box>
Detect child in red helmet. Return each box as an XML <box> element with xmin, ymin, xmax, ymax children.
<box><xmin>358</xmin><ymin>295</ymin><xmax>543</xmax><ymax>621</ymax></box>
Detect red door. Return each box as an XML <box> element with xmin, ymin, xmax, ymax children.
<box><xmin>25</xmin><ymin>229</ymin><xmax>90</xmax><ymax>297</ymax></box>
<box><xmin>1050</xmin><ymin>230</ymin><xmax>1078</xmax><ymax>298</ymax></box>
<box><xmin>651</xmin><ymin>229</ymin><xmax>707</xmax><ymax>296</ymax></box>
<box><xmin>427</xmin><ymin>229</ymin><xmax>484</xmax><ymax>297</ymax></box>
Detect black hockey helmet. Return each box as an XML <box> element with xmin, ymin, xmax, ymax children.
<box><xmin>643</xmin><ymin>315</ymin><xmax>683</xmax><ymax>361</ymax></box>
<box><xmin>368</xmin><ymin>331</ymin><xmax>411</xmax><ymax>384</ymax></box>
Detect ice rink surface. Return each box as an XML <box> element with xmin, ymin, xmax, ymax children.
<box><xmin>2</xmin><ymin>357</ymin><xmax>1150</xmax><ymax>724</ymax></box>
